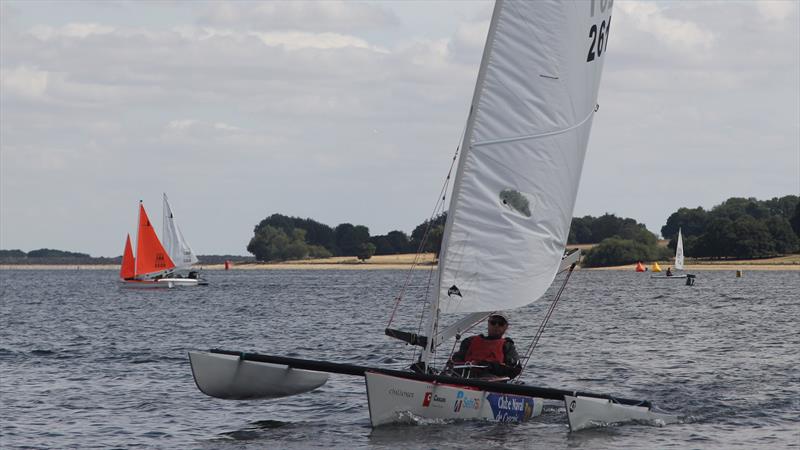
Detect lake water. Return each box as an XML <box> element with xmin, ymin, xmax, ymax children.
<box><xmin>1</xmin><ymin>269</ymin><xmax>798</xmax><ymax>449</ymax></box>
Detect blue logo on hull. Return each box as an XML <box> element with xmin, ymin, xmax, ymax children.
<box><xmin>486</xmin><ymin>393</ymin><xmax>536</xmax><ymax>422</ymax></box>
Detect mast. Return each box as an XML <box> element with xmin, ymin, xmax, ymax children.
<box><xmin>420</xmin><ymin>0</ymin><xmax>505</xmax><ymax>367</ymax></box>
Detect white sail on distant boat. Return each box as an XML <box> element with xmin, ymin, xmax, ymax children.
<box><xmin>162</xmin><ymin>193</ymin><xmax>200</xmax><ymax>271</ymax></box>
<box><xmin>675</xmin><ymin>228</ymin><xmax>685</xmax><ymax>270</ymax></box>
<box><xmin>188</xmin><ymin>0</ymin><xmax>677</xmax><ymax>431</ymax></box>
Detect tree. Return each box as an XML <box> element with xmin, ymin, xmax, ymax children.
<box><xmin>695</xmin><ymin>218</ymin><xmax>735</xmax><ymax>258</ymax></box>
<box><xmin>764</xmin><ymin>216</ymin><xmax>799</xmax><ymax>254</ymax></box>
<box><xmin>386</xmin><ymin>230</ymin><xmax>410</xmax><ymax>253</ymax></box>
<box><xmin>247</xmin><ymin>225</ymin><xmax>290</xmax><ymax>261</ymax></box>
<box><xmin>661</xmin><ymin>207</ymin><xmax>709</xmax><ymax>241</ymax></box>
<box><xmin>582</xmin><ymin>237</ymin><xmax>671</xmax><ymax>268</ymax></box>
<box><xmin>568</xmin><ymin>216</ymin><xmax>594</xmax><ymax>244</ymax></box>
<box><xmin>729</xmin><ymin>216</ymin><xmax>774</xmax><ymax>258</ymax></box>
<box><xmin>334</xmin><ymin>223</ymin><xmax>370</xmax><ymax>256</ymax></box>
<box><xmin>357</xmin><ymin>242</ymin><xmax>376</xmax><ymax>261</ymax></box>
<box><xmin>252</xmin><ymin>214</ymin><xmax>336</xmax><ymax>254</ymax></box>
<box><xmin>410</xmin><ymin>212</ymin><xmax>447</xmax><ymax>253</ymax></box>
<box><xmin>790</xmin><ymin>199</ymin><xmax>800</xmax><ymax>237</ymax></box>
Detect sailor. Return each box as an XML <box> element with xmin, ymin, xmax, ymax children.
<box><xmin>447</xmin><ymin>312</ymin><xmax>522</xmax><ymax>379</ymax></box>
<box><xmin>666</xmin><ymin>267</ymin><xmax>673</xmax><ymax>277</ymax></box>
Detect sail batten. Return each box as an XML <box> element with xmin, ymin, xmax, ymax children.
<box><xmin>437</xmin><ymin>0</ymin><xmax>613</xmax><ymax>314</ymax></box>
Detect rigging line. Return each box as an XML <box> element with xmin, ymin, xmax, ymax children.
<box><xmin>386</xmin><ymin>127</ymin><xmax>464</xmax><ymax>329</ymax></box>
<box><xmin>472</xmin><ymin>107</ymin><xmax>597</xmax><ymax>148</ymax></box>
<box><xmin>518</xmin><ymin>262</ymin><xmax>576</xmax><ymax>378</ymax></box>
<box><xmin>410</xmin><ymin>261</ymin><xmax>439</xmax><ymax>366</ymax></box>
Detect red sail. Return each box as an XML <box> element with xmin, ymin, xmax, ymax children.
<box><xmin>135</xmin><ymin>202</ymin><xmax>175</xmax><ymax>277</ymax></box>
<box><xmin>120</xmin><ymin>234</ymin><xmax>135</xmax><ymax>280</ymax></box>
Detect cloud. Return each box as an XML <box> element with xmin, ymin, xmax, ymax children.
<box><xmin>755</xmin><ymin>1</ymin><xmax>796</xmax><ymax>22</ymax></box>
<box><xmin>197</xmin><ymin>1</ymin><xmax>399</xmax><ymax>33</ymax></box>
<box><xmin>0</xmin><ymin>65</ymin><xmax>48</xmax><ymax>99</ymax></box>
<box><xmin>29</xmin><ymin>23</ymin><xmax>115</xmax><ymax>40</ymax></box>
<box><xmin>615</xmin><ymin>2</ymin><xmax>715</xmax><ymax>52</ymax></box>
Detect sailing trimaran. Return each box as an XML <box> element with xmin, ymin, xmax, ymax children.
<box><xmin>119</xmin><ymin>195</ymin><xmax>206</xmax><ymax>288</ymax></box>
<box><xmin>188</xmin><ymin>0</ymin><xmax>678</xmax><ymax>430</ymax></box>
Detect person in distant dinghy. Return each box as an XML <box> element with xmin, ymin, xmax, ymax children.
<box><xmin>447</xmin><ymin>313</ymin><xmax>522</xmax><ymax>379</ymax></box>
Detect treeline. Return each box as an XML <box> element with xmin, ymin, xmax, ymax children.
<box><xmin>0</xmin><ymin>248</ymin><xmax>121</xmax><ymax>265</ymax></box>
<box><xmin>577</xmin><ymin>195</ymin><xmax>799</xmax><ymax>267</ymax></box>
<box><xmin>247</xmin><ymin>213</ymin><xmax>447</xmax><ymax>262</ymax></box>
<box><xmin>0</xmin><ymin>249</ymin><xmax>252</xmax><ymax>265</ymax></box>
<box><xmin>661</xmin><ymin>195</ymin><xmax>799</xmax><ymax>259</ymax></box>
<box><xmin>568</xmin><ymin>214</ymin><xmax>672</xmax><ymax>267</ymax></box>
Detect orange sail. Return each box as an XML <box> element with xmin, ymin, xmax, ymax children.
<box><xmin>120</xmin><ymin>234</ymin><xmax>136</xmax><ymax>280</ymax></box>
<box><xmin>135</xmin><ymin>202</ymin><xmax>175</xmax><ymax>277</ymax></box>
<box><xmin>635</xmin><ymin>261</ymin><xmax>646</xmax><ymax>272</ymax></box>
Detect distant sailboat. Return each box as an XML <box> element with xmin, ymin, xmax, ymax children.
<box><xmin>674</xmin><ymin>228</ymin><xmax>684</xmax><ymax>270</ymax></box>
<box><xmin>651</xmin><ymin>262</ymin><xmax>662</xmax><ymax>272</ymax></box>
<box><xmin>162</xmin><ymin>193</ymin><xmax>199</xmax><ymax>272</ymax></box>
<box><xmin>119</xmin><ymin>200</ymin><xmax>206</xmax><ymax>288</ymax></box>
<box><xmin>652</xmin><ymin>229</ymin><xmax>692</xmax><ymax>280</ymax></box>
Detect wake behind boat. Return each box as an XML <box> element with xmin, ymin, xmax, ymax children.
<box><xmin>188</xmin><ymin>0</ymin><xmax>678</xmax><ymax>431</ymax></box>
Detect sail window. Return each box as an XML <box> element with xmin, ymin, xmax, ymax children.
<box><xmin>499</xmin><ymin>189</ymin><xmax>532</xmax><ymax>217</ymax></box>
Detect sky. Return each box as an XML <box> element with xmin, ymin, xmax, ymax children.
<box><xmin>1</xmin><ymin>1</ymin><xmax>798</xmax><ymax>257</ymax></box>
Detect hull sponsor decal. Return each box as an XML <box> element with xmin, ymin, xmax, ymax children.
<box><xmin>487</xmin><ymin>393</ymin><xmax>536</xmax><ymax>422</ymax></box>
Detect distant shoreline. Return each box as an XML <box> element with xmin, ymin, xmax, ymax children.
<box><xmin>1</xmin><ymin>253</ymin><xmax>798</xmax><ymax>271</ymax></box>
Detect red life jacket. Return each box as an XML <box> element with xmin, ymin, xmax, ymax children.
<box><xmin>464</xmin><ymin>336</ymin><xmax>506</xmax><ymax>363</ymax></box>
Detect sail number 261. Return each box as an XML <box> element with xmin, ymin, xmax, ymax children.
<box><xmin>586</xmin><ymin>17</ymin><xmax>610</xmax><ymax>62</ymax></box>
<box><xmin>587</xmin><ymin>0</ymin><xmax>612</xmax><ymax>62</ymax></box>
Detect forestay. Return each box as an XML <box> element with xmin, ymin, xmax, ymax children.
<box><xmin>439</xmin><ymin>0</ymin><xmax>613</xmax><ymax>313</ymax></box>
<box><xmin>162</xmin><ymin>193</ymin><xmax>199</xmax><ymax>270</ymax></box>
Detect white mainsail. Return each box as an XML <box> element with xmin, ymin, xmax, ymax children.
<box><xmin>162</xmin><ymin>193</ymin><xmax>199</xmax><ymax>270</ymax></box>
<box><xmin>675</xmin><ymin>228</ymin><xmax>684</xmax><ymax>270</ymax></box>
<box><xmin>437</xmin><ymin>0</ymin><xmax>613</xmax><ymax>314</ymax></box>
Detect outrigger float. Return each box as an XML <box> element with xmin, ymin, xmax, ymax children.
<box><xmin>189</xmin><ymin>0</ymin><xmax>679</xmax><ymax>431</ymax></box>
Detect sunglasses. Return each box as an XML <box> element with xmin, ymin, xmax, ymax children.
<box><xmin>488</xmin><ymin>319</ymin><xmax>507</xmax><ymax>326</ymax></box>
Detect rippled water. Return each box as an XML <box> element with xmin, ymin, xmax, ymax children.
<box><xmin>1</xmin><ymin>269</ymin><xmax>798</xmax><ymax>449</ymax></box>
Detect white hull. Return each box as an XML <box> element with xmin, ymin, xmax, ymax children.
<box><xmin>188</xmin><ymin>351</ymin><xmax>329</xmax><ymax>400</ymax></box>
<box><xmin>565</xmin><ymin>395</ymin><xmax>679</xmax><ymax>431</ymax></box>
<box><xmin>119</xmin><ymin>277</ymin><xmax>205</xmax><ymax>288</ymax></box>
<box><xmin>650</xmin><ymin>275</ymin><xmax>688</xmax><ymax>279</ymax></box>
<box><xmin>365</xmin><ymin>371</ymin><xmax>543</xmax><ymax>427</ymax></box>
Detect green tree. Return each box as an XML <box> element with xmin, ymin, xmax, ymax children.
<box><xmin>790</xmin><ymin>199</ymin><xmax>800</xmax><ymax>237</ymax></box>
<box><xmin>764</xmin><ymin>216</ymin><xmax>799</xmax><ymax>254</ymax></box>
<box><xmin>386</xmin><ymin>230</ymin><xmax>410</xmax><ymax>253</ymax></box>
<box><xmin>410</xmin><ymin>212</ymin><xmax>447</xmax><ymax>253</ymax></box>
<box><xmin>334</xmin><ymin>223</ymin><xmax>370</xmax><ymax>256</ymax></box>
<box><xmin>357</xmin><ymin>242</ymin><xmax>376</xmax><ymax>261</ymax></box>
<box><xmin>729</xmin><ymin>216</ymin><xmax>774</xmax><ymax>258</ymax></box>
<box><xmin>582</xmin><ymin>237</ymin><xmax>671</xmax><ymax>268</ymax></box>
<box><xmin>247</xmin><ymin>225</ymin><xmax>290</xmax><ymax>261</ymax></box>
<box><xmin>661</xmin><ymin>207</ymin><xmax>709</xmax><ymax>241</ymax></box>
<box><xmin>568</xmin><ymin>216</ymin><xmax>594</xmax><ymax>244</ymax></box>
